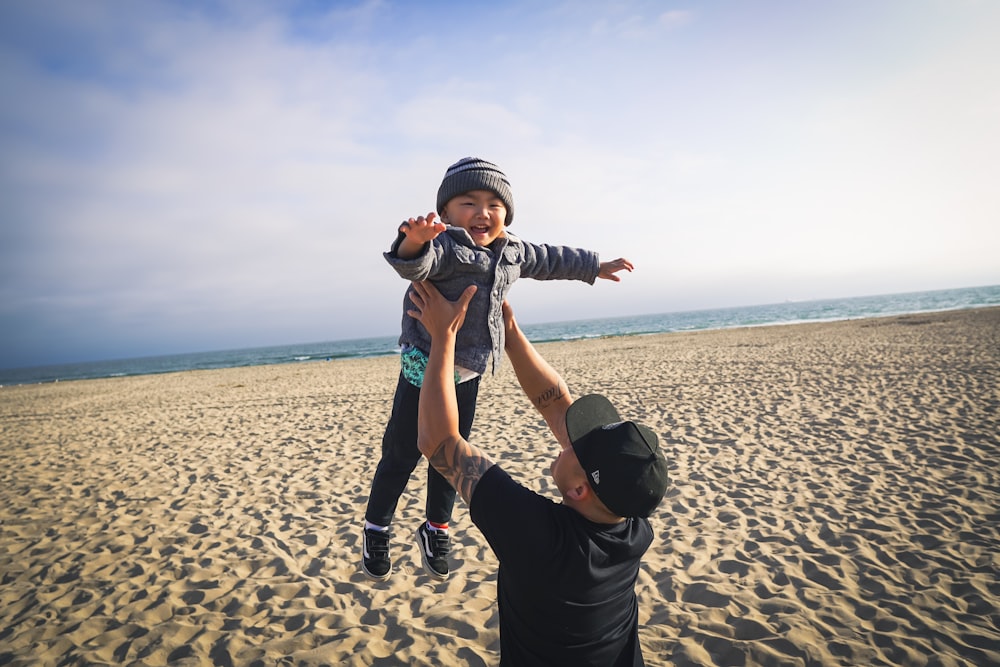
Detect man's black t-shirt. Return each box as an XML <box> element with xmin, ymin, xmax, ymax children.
<box><xmin>470</xmin><ymin>464</ymin><xmax>652</xmax><ymax>666</ymax></box>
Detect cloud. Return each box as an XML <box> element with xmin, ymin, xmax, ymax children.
<box><xmin>588</xmin><ymin>5</ymin><xmax>693</xmax><ymax>39</ymax></box>
<box><xmin>392</xmin><ymin>95</ymin><xmax>543</xmax><ymax>149</ymax></box>
<box><xmin>658</xmin><ymin>10</ymin><xmax>694</xmax><ymax>29</ymax></box>
<box><xmin>1</xmin><ymin>0</ymin><xmax>999</xmax><ymax>368</ymax></box>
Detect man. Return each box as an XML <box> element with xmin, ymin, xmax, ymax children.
<box><xmin>407</xmin><ymin>280</ymin><xmax>669</xmax><ymax>666</ymax></box>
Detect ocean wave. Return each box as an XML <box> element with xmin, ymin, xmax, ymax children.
<box><xmin>3</xmin><ymin>285</ymin><xmax>997</xmax><ymax>386</ymax></box>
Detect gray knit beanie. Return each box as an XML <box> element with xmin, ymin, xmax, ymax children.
<box><xmin>436</xmin><ymin>157</ymin><xmax>515</xmax><ymax>226</ymax></box>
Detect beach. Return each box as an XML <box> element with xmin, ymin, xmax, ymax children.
<box><xmin>1</xmin><ymin>307</ymin><xmax>998</xmax><ymax>666</ymax></box>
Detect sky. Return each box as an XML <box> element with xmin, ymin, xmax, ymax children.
<box><xmin>1</xmin><ymin>0</ymin><xmax>998</xmax><ymax>369</ymax></box>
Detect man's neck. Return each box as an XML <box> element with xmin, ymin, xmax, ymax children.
<box><xmin>563</xmin><ymin>497</ymin><xmax>626</xmax><ymax>525</ymax></box>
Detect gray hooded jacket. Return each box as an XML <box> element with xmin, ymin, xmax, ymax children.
<box><xmin>385</xmin><ymin>226</ymin><xmax>600</xmax><ymax>374</ymax></box>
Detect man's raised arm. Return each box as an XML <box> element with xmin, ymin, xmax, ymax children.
<box><xmin>502</xmin><ymin>301</ymin><xmax>574</xmax><ymax>450</ymax></box>
<box><xmin>408</xmin><ymin>281</ymin><xmax>495</xmax><ymax>505</ymax></box>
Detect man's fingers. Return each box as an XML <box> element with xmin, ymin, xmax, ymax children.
<box><xmin>458</xmin><ymin>285</ymin><xmax>478</xmax><ymax>307</ymax></box>
<box><xmin>409</xmin><ymin>282</ymin><xmax>427</xmax><ymax>308</ymax></box>
<box><xmin>410</xmin><ymin>280</ymin><xmax>476</xmax><ymax>314</ymax></box>
<box><xmin>411</xmin><ymin>280</ymin><xmax>427</xmax><ymax>297</ymax></box>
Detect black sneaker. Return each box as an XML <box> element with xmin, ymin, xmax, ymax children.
<box><xmin>415</xmin><ymin>523</ymin><xmax>450</xmax><ymax>580</ymax></box>
<box><xmin>362</xmin><ymin>527</ymin><xmax>391</xmax><ymax>581</ymax></box>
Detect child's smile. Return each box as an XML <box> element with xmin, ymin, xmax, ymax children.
<box><xmin>467</xmin><ymin>222</ymin><xmax>494</xmax><ymax>243</ymax></box>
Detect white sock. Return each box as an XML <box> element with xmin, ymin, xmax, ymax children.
<box><xmin>365</xmin><ymin>521</ymin><xmax>389</xmax><ymax>532</ymax></box>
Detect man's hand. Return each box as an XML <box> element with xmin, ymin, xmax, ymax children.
<box><xmin>407</xmin><ymin>280</ymin><xmax>478</xmax><ymax>339</ymax></box>
<box><xmin>501</xmin><ymin>299</ymin><xmax>518</xmax><ymax>340</ymax></box>
<box><xmin>598</xmin><ymin>257</ymin><xmax>634</xmax><ymax>282</ymax></box>
<box><xmin>501</xmin><ymin>300</ymin><xmax>573</xmax><ymax>449</ymax></box>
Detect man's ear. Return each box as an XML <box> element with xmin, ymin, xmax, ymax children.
<box><xmin>565</xmin><ymin>482</ymin><xmax>590</xmax><ymax>502</ymax></box>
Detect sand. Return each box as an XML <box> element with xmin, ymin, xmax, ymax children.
<box><xmin>1</xmin><ymin>307</ymin><xmax>998</xmax><ymax>666</ymax></box>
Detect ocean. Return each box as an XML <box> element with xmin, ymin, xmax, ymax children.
<box><xmin>3</xmin><ymin>284</ymin><xmax>998</xmax><ymax>387</ymax></box>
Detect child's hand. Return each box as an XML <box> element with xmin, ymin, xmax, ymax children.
<box><xmin>395</xmin><ymin>212</ymin><xmax>447</xmax><ymax>259</ymax></box>
<box><xmin>598</xmin><ymin>257</ymin><xmax>634</xmax><ymax>282</ymax></box>
<box><xmin>400</xmin><ymin>212</ymin><xmax>446</xmax><ymax>244</ymax></box>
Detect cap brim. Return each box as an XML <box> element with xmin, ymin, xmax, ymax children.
<box><xmin>566</xmin><ymin>394</ymin><xmax>622</xmax><ymax>445</ymax></box>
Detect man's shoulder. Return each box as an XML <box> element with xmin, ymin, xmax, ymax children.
<box><xmin>472</xmin><ymin>464</ymin><xmax>530</xmax><ymax>500</ymax></box>
<box><xmin>471</xmin><ymin>465</ymin><xmax>556</xmax><ymax>519</ymax></box>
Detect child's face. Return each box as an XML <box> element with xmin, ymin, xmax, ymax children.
<box><xmin>440</xmin><ymin>189</ymin><xmax>507</xmax><ymax>247</ymax></box>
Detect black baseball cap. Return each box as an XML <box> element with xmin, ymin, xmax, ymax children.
<box><xmin>567</xmin><ymin>394</ymin><xmax>668</xmax><ymax>518</ymax></box>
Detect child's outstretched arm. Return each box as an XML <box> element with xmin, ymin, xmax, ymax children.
<box><xmin>396</xmin><ymin>212</ymin><xmax>447</xmax><ymax>259</ymax></box>
<box><xmin>598</xmin><ymin>257</ymin><xmax>634</xmax><ymax>282</ymax></box>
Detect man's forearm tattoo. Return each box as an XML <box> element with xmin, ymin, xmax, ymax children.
<box><xmin>428</xmin><ymin>436</ymin><xmax>494</xmax><ymax>504</ymax></box>
<box><xmin>534</xmin><ymin>382</ymin><xmax>566</xmax><ymax>410</ymax></box>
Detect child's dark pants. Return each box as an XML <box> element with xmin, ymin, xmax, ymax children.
<box><xmin>365</xmin><ymin>373</ymin><xmax>481</xmax><ymax>527</ymax></box>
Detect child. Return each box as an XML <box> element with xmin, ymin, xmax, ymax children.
<box><xmin>362</xmin><ymin>157</ymin><xmax>633</xmax><ymax>580</ymax></box>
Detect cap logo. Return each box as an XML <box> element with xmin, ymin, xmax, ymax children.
<box><xmin>591</xmin><ymin>470</ymin><xmax>600</xmax><ymax>485</ymax></box>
